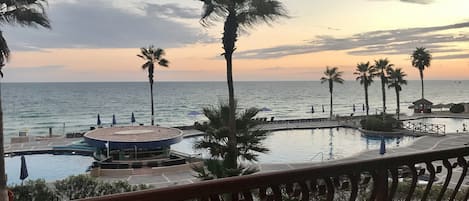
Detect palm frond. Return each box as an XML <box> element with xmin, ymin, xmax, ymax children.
<box><xmin>199</xmin><ymin>0</ymin><xmax>228</xmax><ymax>27</ymax></box>
<box><xmin>0</xmin><ymin>0</ymin><xmax>51</xmax><ymax>28</ymax></box>
<box><xmin>158</xmin><ymin>58</ymin><xmax>169</xmax><ymax>67</ymax></box>
<box><xmin>0</xmin><ymin>31</ymin><xmax>10</xmax><ymax>75</ymax></box>
<box><xmin>411</xmin><ymin>47</ymin><xmax>432</xmax><ymax>70</ymax></box>
<box><xmin>236</xmin><ymin>0</ymin><xmax>288</xmax><ymax>29</ymax></box>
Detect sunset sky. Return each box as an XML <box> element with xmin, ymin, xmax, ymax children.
<box><xmin>2</xmin><ymin>0</ymin><xmax>469</xmax><ymax>82</ymax></box>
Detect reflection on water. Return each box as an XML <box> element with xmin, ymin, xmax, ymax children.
<box><xmin>171</xmin><ymin>128</ymin><xmax>415</xmax><ymax>164</ymax></box>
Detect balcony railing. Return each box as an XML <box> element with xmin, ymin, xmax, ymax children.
<box><xmin>79</xmin><ymin>146</ymin><xmax>469</xmax><ymax>201</ymax></box>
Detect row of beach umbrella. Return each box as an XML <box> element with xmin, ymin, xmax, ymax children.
<box><xmin>311</xmin><ymin>104</ymin><xmax>366</xmax><ymax>113</ymax></box>
<box><xmin>97</xmin><ymin>113</ymin><xmax>136</xmax><ymax>126</ymax></box>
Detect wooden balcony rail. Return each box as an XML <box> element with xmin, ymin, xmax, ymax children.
<box><xmin>78</xmin><ymin>146</ymin><xmax>469</xmax><ymax>201</ymax></box>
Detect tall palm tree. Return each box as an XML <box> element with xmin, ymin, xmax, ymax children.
<box><xmin>387</xmin><ymin>67</ymin><xmax>407</xmax><ymax>120</ymax></box>
<box><xmin>137</xmin><ymin>46</ymin><xmax>169</xmax><ymax>126</ymax></box>
<box><xmin>354</xmin><ymin>62</ymin><xmax>376</xmax><ymax>117</ymax></box>
<box><xmin>411</xmin><ymin>47</ymin><xmax>431</xmax><ymax>99</ymax></box>
<box><xmin>199</xmin><ymin>0</ymin><xmax>287</xmax><ymax>169</ymax></box>
<box><xmin>193</xmin><ymin>102</ymin><xmax>269</xmax><ymax>179</ymax></box>
<box><xmin>320</xmin><ymin>66</ymin><xmax>344</xmax><ymax>119</ymax></box>
<box><xmin>0</xmin><ymin>0</ymin><xmax>50</xmax><ymax>199</ymax></box>
<box><xmin>373</xmin><ymin>58</ymin><xmax>393</xmax><ymax>115</ymax></box>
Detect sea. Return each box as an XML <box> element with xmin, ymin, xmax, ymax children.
<box><xmin>2</xmin><ymin>80</ymin><xmax>468</xmax><ymax>141</ymax></box>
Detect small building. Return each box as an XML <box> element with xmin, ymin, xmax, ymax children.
<box><xmin>412</xmin><ymin>98</ymin><xmax>433</xmax><ymax>113</ymax></box>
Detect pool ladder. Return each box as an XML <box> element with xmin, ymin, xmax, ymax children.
<box><xmin>310</xmin><ymin>152</ymin><xmax>324</xmax><ymax>162</ymax></box>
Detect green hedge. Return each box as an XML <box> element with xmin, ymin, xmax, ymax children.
<box><xmin>450</xmin><ymin>104</ymin><xmax>465</xmax><ymax>113</ymax></box>
<box><xmin>360</xmin><ymin>115</ymin><xmax>402</xmax><ymax>132</ymax></box>
<box><xmin>10</xmin><ymin>175</ymin><xmax>152</xmax><ymax>200</ymax></box>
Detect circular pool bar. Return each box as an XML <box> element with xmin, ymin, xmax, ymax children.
<box><xmin>84</xmin><ymin>126</ymin><xmax>183</xmax><ymax>149</ymax></box>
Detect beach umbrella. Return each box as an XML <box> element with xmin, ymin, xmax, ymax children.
<box><xmin>379</xmin><ymin>137</ymin><xmax>386</xmax><ymax>155</ymax></box>
<box><xmin>260</xmin><ymin>107</ymin><xmax>272</xmax><ymax>112</ymax></box>
<box><xmin>322</xmin><ymin>105</ymin><xmax>325</xmax><ymax>113</ymax></box>
<box><xmin>112</xmin><ymin>114</ymin><xmax>116</xmax><ymax>125</ymax></box>
<box><xmin>311</xmin><ymin>105</ymin><xmax>315</xmax><ymax>113</ymax></box>
<box><xmin>20</xmin><ymin>155</ymin><xmax>28</xmax><ymax>185</ymax></box>
<box><xmin>131</xmin><ymin>112</ymin><xmax>136</xmax><ymax>125</ymax></box>
<box><xmin>353</xmin><ymin>104</ymin><xmax>356</xmax><ymax>112</ymax></box>
<box><xmin>97</xmin><ymin>114</ymin><xmax>101</xmax><ymax>126</ymax></box>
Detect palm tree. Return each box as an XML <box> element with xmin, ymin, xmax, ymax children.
<box><xmin>411</xmin><ymin>47</ymin><xmax>432</xmax><ymax>99</ymax></box>
<box><xmin>0</xmin><ymin>0</ymin><xmax>50</xmax><ymax>199</ymax></box>
<box><xmin>387</xmin><ymin>67</ymin><xmax>407</xmax><ymax>120</ymax></box>
<box><xmin>354</xmin><ymin>62</ymin><xmax>376</xmax><ymax>117</ymax></box>
<box><xmin>373</xmin><ymin>58</ymin><xmax>393</xmax><ymax>115</ymax></box>
<box><xmin>199</xmin><ymin>0</ymin><xmax>287</xmax><ymax>169</ymax></box>
<box><xmin>137</xmin><ymin>46</ymin><xmax>169</xmax><ymax>126</ymax></box>
<box><xmin>320</xmin><ymin>66</ymin><xmax>344</xmax><ymax>119</ymax></box>
<box><xmin>193</xmin><ymin>102</ymin><xmax>269</xmax><ymax>179</ymax></box>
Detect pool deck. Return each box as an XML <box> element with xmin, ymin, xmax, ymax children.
<box><xmin>5</xmin><ymin>113</ymin><xmax>469</xmax><ymax>188</ymax></box>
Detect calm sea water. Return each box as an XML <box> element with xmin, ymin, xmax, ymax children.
<box><xmin>2</xmin><ymin>80</ymin><xmax>468</xmax><ymax>141</ymax></box>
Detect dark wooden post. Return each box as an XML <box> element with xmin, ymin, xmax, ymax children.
<box><xmin>375</xmin><ymin>168</ymin><xmax>388</xmax><ymax>201</ymax></box>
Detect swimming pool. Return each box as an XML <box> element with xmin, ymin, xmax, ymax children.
<box><xmin>171</xmin><ymin>128</ymin><xmax>416</xmax><ymax>164</ymax></box>
<box><xmin>405</xmin><ymin>117</ymin><xmax>469</xmax><ymax>133</ymax></box>
<box><xmin>5</xmin><ymin>154</ymin><xmax>94</xmax><ymax>185</ymax></box>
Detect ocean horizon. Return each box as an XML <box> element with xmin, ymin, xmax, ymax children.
<box><xmin>3</xmin><ymin>79</ymin><xmax>469</xmax><ymax>83</ymax></box>
<box><xmin>1</xmin><ymin>80</ymin><xmax>468</xmax><ymax>141</ymax></box>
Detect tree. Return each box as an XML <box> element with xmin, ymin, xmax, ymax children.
<box><xmin>199</xmin><ymin>0</ymin><xmax>287</xmax><ymax>169</ymax></box>
<box><xmin>387</xmin><ymin>67</ymin><xmax>407</xmax><ymax>120</ymax></box>
<box><xmin>411</xmin><ymin>47</ymin><xmax>431</xmax><ymax>99</ymax></box>
<box><xmin>320</xmin><ymin>67</ymin><xmax>344</xmax><ymax>119</ymax></box>
<box><xmin>373</xmin><ymin>58</ymin><xmax>393</xmax><ymax>115</ymax></box>
<box><xmin>0</xmin><ymin>0</ymin><xmax>50</xmax><ymax>199</ymax></box>
<box><xmin>354</xmin><ymin>62</ymin><xmax>376</xmax><ymax>117</ymax></box>
<box><xmin>137</xmin><ymin>46</ymin><xmax>169</xmax><ymax>126</ymax></box>
<box><xmin>193</xmin><ymin>102</ymin><xmax>269</xmax><ymax>179</ymax></box>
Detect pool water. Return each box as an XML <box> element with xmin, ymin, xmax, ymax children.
<box><xmin>171</xmin><ymin>128</ymin><xmax>415</xmax><ymax>164</ymax></box>
<box><xmin>5</xmin><ymin>154</ymin><xmax>94</xmax><ymax>185</ymax></box>
<box><xmin>406</xmin><ymin>118</ymin><xmax>469</xmax><ymax>133</ymax></box>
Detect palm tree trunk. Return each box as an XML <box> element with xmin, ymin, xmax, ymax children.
<box><xmin>150</xmin><ymin>81</ymin><xmax>154</xmax><ymax>126</ymax></box>
<box><xmin>330</xmin><ymin>92</ymin><xmax>333</xmax><ymax>119</ymax></box>
<box><xmin>0</xmin><ymin>81</ymin><xmax>6</xmax><ymax>201</ymax></box>
<box><xmin>381</xmin><ymin>74</ymin><xmax>386</xmax><ymax>114</ymax></box>
<box><xmin>396</xmin><ymin>88</ymin><xmax>400</xmax><ymax>120</ymax></box>
<box><xmin>329</xmin><ymin>80</ymin><xmax>333</xmax><ymax>119</ymax></box>
<box><xmin>419</xmin><ymin>69</ymin><xmax>424</xmax><ymax>99</ymax></box>
<box><xmin>364</xmin><ymin>84</ymin><xmax>369</xmax><ymax>117</ymax></box>
<box><xmin>223</xmin><ymin>8</ymin><xmax>238</xmax><ymax>169</ymax></box>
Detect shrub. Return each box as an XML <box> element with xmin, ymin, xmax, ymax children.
<box><xmin>360</xmin><ymin>115</ymin><xmax>402</xmax><ymax>132</ymax></box>
<box><xmin>54</xmin><ymin>174</ymin><xmax>152</xmax><ymax>200</ymax></box>
<box><xmin>450</xmin><ymin>104</ymin><xmax>465</xmax><ymax>113</ymax></box>
<box><xmin>10</xmin><ymin>179</ymin><xmax>59</xmax><ymax>201</ymax></box>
